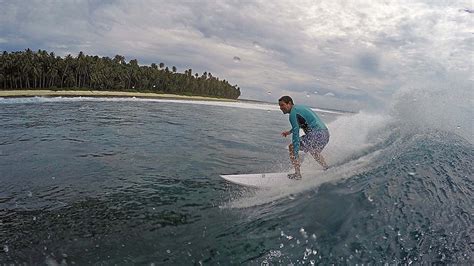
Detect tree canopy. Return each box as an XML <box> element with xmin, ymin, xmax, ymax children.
<box><xmin>0</xmin><ymin>49</ymin><xmax>241</xmax><ymax>99</ymax></box>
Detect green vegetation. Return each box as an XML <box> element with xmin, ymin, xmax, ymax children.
<box><xmin>0</xmin><ymin>49</ymin><xmax>241</xmax><ymax>99</ymax></box>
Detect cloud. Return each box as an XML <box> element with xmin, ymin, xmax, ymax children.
<box><xmin>1</xmin><ymin>0</ymin><xmax>472</xmax><ymax>111</ymax></box>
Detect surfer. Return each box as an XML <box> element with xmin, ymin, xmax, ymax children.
<box><xmin>278</xmin><ymin>96</ymin><xmax>329</xmax><ymax>179</ymax></box>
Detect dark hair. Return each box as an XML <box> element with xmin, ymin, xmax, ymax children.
<box><xmin>278</xmin><ymin>96</ymin><xmax>294</xmax><ymax>104</ymax></box>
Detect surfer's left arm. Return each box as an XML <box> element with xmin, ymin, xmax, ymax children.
<box><xmin>289</xmin><ymin>112</ymin><xmax>301</xmax><ymax>158</ymax></box>
<box><xmin>281</xmin><ymin>130</ymin><xmax>292</xmax><ymax>137</ymax></box>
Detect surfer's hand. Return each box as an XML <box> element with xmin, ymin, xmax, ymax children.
<box><xmin>281</xmin><ymin>131</ymin><xmax>291</xmax><ymax>137</ymax></box>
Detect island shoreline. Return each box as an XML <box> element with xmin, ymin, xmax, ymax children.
<box><xmin>0</xmin><ymin>90</ymin><xmax>237</xmax><ymax>102</ymax></box>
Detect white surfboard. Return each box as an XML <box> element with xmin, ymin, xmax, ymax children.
<box><xmin>220</xmin><ymin>172</ymin><xmax>297</xmax><ymax>188</ymax></box>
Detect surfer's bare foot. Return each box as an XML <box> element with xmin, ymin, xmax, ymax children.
<box><xmin>288</xmin><ymin>173</ymin><xmax>302</xmax><ymax>180</ymax></box>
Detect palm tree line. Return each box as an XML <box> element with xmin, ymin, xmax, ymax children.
<box><xmin>0</xmin><ymin>49</ymin><xmax>241</xmax><ymax>99</ymax></box>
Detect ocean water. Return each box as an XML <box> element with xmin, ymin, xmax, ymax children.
<box><xmin>0</xmin><ymin>96</ymin><xmax>472</xmax><ymax>264</ymax></box>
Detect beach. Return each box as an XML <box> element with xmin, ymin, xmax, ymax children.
<box><xmin>0</xmin><ymin>90</ymin><xmax>236</xmax><ymax>102</ymax></box>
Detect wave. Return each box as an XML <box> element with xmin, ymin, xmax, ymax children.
<box><xmin>227</xmin><ymin>80</ymin><xmax>473</xmax><ymax>205</ymax></box>
<box><xmin>241</xmin><ymin>129</ymin><xmax>473</xmax><ymax>264</ymax></box>
<box><xmin>224</xmin><ymin>84</ymin><xmax>473</xmax><ymax>263</ymax></box>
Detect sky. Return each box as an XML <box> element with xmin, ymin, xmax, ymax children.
<box><xmin>1</xmin><ymin>0</ymin><xmax>472</xmax><ymax>111</ymax></box>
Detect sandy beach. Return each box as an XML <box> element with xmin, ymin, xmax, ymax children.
<box><xmin>0</xmin><ymin>90</ymin><xmax>237</xmax><ymax>102</ymax></box>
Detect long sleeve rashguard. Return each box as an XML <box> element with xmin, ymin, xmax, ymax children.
<box><xmin>289</xmin><ymin>104</ymin><xmax>327</xmax><ymax>158</ymax></box>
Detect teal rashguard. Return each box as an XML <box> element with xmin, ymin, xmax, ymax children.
<box><xmin>289</xmin><ymin>104</ymin><xmax>328</xmax><ymax>158</ymax></box>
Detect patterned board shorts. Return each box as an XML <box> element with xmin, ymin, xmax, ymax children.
<box><xmin>300</xmin><ymin>129</ymin><xmax>330</xmax><ymax>153</ymax></box>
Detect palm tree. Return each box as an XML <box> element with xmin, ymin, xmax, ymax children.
<box><xmin>61</xmin><ymin>54</ymin><xmax>73</xmax><ymax>88</ymax></box>
<box><xmin>113</xmin><ymin>55</ymin><xmax>125</xmax><ymax>65</ymax></box>
<box><xmin>1</xmin><ymin>49</ymin><xmax>241</xmax><ymax>98</ymax></box>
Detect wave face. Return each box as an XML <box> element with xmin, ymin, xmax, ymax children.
<box><xmin>239</xmin><ymin>83</ymin><xmax>474</xmax><ymax>264</ymax></box>
<box><xmin>0</xmin><ymin>95</ymin><xmax>472</xmax><ymax>264</ymax></box>
<box><xmin>226</xmin><ymin>84</ymin><xmax>473</xmax><ymax>264</ymax></box>
<box><xmin>224</xmin><ymin>104</ymin><xmax>472</xmax><ymax>264</ymax></box>
<box><xmin>242</xmin><ymin>129</ymin><xmax>473</xmax><ymax>264</ymax></box>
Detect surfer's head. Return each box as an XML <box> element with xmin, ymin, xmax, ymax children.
<box><xmin>278</xmin><ymin>96</ymin><xmax>294</xmax><ymax>114</ymax></box>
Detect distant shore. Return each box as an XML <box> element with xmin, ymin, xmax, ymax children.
<box><xmin>0</xmin><ymin>90</ymin><xmax>354</xmax><ymax>114</ymax></box>
<box><xmin>0</xmin><ymin>90</ymin><xmax>237</xmax><ymax>102</ymax></box>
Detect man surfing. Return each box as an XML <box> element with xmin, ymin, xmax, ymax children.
<box><xmin>278</xmin><ymin>96</ymin><xmax>329</xmax><ymax>179</ymax></box>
